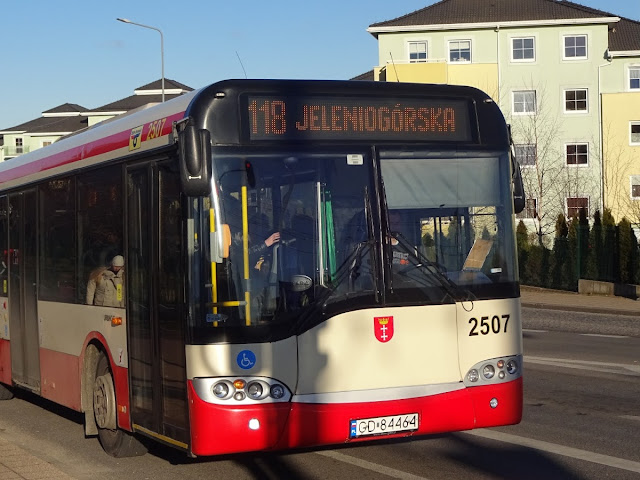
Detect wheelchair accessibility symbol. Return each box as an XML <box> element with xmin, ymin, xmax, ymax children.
<box><xmin>237</xmin><ymin>350</ymin><xmax>256</xmax><ymax>370</ymax></box>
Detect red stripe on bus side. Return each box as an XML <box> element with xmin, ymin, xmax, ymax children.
<box><xmin>0</xmin><ymin>339</ymin><xmax>10</xmax><ymax>385</ymax></box>
<box><xmin>113</xmin><ymin>364</ymin><xmax>131</xmax><ymax>431</ymax></box>
<box><xmin>0</xmin><ymin>111</ymin><xmax>185</xmax><ymax>185</ymax></box>
<box><xmin>39</xmin><ymin>348</ymin><xmax>82</xmax><ymax>411</ymax></box>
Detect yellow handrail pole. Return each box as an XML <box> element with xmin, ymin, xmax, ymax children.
<box><xmin>209</xmin><ymin>208</ymin><xmax>218</xmax><ymax>326</ymax></box>
<box><xmin>241</xmin><ymin>186</ymin><xmax>251</xmax><ymax>325</ymax></box>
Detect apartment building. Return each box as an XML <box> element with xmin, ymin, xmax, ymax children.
<box><xmin>0</xmin><ymin>79</ymin><xmax>192</xmax><ymax>162</ymax></box>
<box><xmin>366</xmin><ymin>0</ymin><xmax>640</xmax><ymax>240</ymax></box>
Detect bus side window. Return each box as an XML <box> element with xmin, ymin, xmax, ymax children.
<box><xmin>39</xmin><ymin>179</ymin><xmax>76</xmax><ymax>303</ymax></box>
<box><xmin>77</xmin><ymin>167</ymin><xmax>124</xmax><ymax>306</ymax></box>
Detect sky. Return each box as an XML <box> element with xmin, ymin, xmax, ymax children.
<box><xmin>0</xmin><ymin>0</ymin><xmax>638</xmax><ymax>129</ymax></box>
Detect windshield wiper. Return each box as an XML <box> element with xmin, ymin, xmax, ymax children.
<box><xmin>320</xmin><ymin>187</ymin><xmax>379</xmax><ymax>307</ymax></box>
<box><xmin>390</xmin><ymin>231</ymin><xmax>476</xmax><ymax>303</ymax></box>
<box><xmin>318</xmin><ymin>239</ymin><xmax>373</xmax><ymax>306</ymax></box>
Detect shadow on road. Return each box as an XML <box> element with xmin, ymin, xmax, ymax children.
<box><xmin>13</xmin><ymin>388</ymin><xmax>84</xmax><ymax>426</ymax></box>
<box><xmin>446</xmin><ymin>432</ymin><xmax>581</xmax><ymax>480</ymax></box>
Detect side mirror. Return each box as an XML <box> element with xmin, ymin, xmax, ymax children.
<box><xmin>512</xmin><ymin>161</ymin><xmax>525</xmax><ymax>214</ymax></box>
<box><xmin>178</xmin><ymin>124</ymin><xmax>212</xmax><ymax>196</ymax></box>
<box><xmin>507</xmin><ymin>125</ymin><xmax>525</xmax><ymax>214</ymax></box>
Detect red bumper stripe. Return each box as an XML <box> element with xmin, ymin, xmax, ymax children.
<box><xmin>188</xmin><ymin>378</ymin><xmax>523</xmax><ymax>456</ymax></box>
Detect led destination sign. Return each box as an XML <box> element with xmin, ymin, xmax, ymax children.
<box><xmin>244</xmin><ymin>95</ymin><xmax>473</xmax><ymax>142</ymax></box>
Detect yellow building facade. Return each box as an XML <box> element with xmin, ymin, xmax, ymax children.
<box><xmin>602</xmin><ymin>93</ymin><xmax>640</xmax><ymax>223</ymax></box>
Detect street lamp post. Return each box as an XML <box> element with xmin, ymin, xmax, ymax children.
<box><xmin>117</xmin><ymin>18</ymin><xmax>165</xmax><ymax>102</ymax></box>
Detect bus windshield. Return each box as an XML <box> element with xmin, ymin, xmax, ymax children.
<box><xmin>380</xmin><ymin>151</ymin><xmax>517</xmax><ymax>303</ymax></box>
<box><xmin>190</xmin><ymin>148</ymin><xmax>518</xmax><ymax>343</ymax></box>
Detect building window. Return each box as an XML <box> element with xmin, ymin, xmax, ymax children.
<box><xmin>567</xmin><ymin>197</ymin><xmax>589</xmax><ymax>218</ymax></box>
<box><xmin>408</xmin><ymin>41</ymin><xmax>427</xmax><ymax>63</ymax></box>
<box><xmin>631</xmin><ymin>123</ymin><xmax>640</xmax><ymax>145</ymax></box>
<box><xmin>42</xmin><ymin>141</ymin><xmax>52</xmax><ymax>147</ymax></box>
<box><xmin>513</xmin><ymin>90</ymin><xmax>536</xmax><ymax>115</ymax></box>
<box><xmin>630</xmin><ymin>67</ymin><xmax>640</xmax><ymax>90</ymax></box>
<box><xmin>631</xmin><ymin>176</ymin><xmax>640</xmax><ymax>199</ymax></box>
<box><xmin>516</xmin><ymin>198</ymin><xmax>538</xmax><ymax>219</ymax></box>
<box><xmin>515</xmin><ymin>144</ymin><xmax>536</xmax><ymax>166</ymax></box>
<box><xmin>449</xmin><ymin>40</ymin><xmax>471</xmax><ymax>62</ymax></box>
<box><xmin>564</xmin><ymin>35</ymin><xmax>587</xmax><ymax>59</ymax></box>
<box><xmin>564</xmin><ymin>89</ymin><xmax>588</xmax><ymax>112</ymax></box>
<box><xmin>15</xmin><ymin>138</ymin><xmax>23</xmax><ymax>154</ymax></box>
<box><xmin>566</xmin><ymin>143</ymin><xmax>589</xmax><ymax>165</ymax></box>
<box><xmin>512</xmin><ymin>37</ymin><xmax>535</xmax><ymax>62</ymax></box>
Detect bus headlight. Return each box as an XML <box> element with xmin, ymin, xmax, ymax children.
<box><xmin>212</xmin><ymin>380</ymin><xmax>233</xmax><ymax>399</ymax></box>
<box><xmin>247</xmin><ymin>381</ymin><xmax>264</xmax><ymax>400</ymax></box>
<box><xmin>270</xmin><ymin>384</ymin><xmax>286</xmax><ymax>399</ymax></box>
<box><xmin>463</xmin><ymin>355</ymin><xmax>522</xmax><ymax>387</ymax></box>
<box><xmin>506</xmin><ymin>359</ymin><xmax>519</xmax><ymax>375</ymax></box>
<box><xmin>193</xmin><ymin>377</ymin><xmax>292</xmax><ymax>404</ymax></box>
<box><xmin>482</xmin><ymin>364</ymin><xmax>495</xmax><ymax>379</ymax></box>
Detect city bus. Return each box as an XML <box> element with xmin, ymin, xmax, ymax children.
<box><xmin>0</xmin><ymin>79</ymin><xmax>525</xmax><ymax>457</ymax></box>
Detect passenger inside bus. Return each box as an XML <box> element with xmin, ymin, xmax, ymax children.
<box><xmin>85</xmin><ymin>255</ymin><xmax>125</xmax><ymax>308</ymax></box>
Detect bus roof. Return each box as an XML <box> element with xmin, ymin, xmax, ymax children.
<box><xmin>0</xmin><ymin>89</ymin><xmax>198</xmax><ymax>189</ymax></box>
<box><xmin>0</xmin><ymin>79</ymin><xmax>508</xmax><ymax>190</ymax></box>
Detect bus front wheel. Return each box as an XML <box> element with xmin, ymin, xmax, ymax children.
<box><xmin>93</xmin><ymin>353</ymin><xmax>147</xmax><ymax>457</ymax></box>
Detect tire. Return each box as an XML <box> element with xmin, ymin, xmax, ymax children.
<box><xmin>93</xmin><ymin>354</ymin><xmax>147</xmax><ymax>457</ymax></box>
<box><xmin>0</xmin><ymin>382</ymin><xmax>13</xmax><ymax>400</ymax></box>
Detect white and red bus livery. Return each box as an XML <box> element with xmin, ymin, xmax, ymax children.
<box><xmin>0</xmin><ymin>80</ymin><xmax>524</xmax><ymax>457</ymax></box>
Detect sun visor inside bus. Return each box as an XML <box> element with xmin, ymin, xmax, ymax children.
<box><xmin>179</xmin><ymin>124</ymin><xmax>212</xmax><ymax>196</ymax></box>
<box><xmin>382</xmin><ymin>157</ymin><xmax>501</xmax><ymax>209</ymax></box>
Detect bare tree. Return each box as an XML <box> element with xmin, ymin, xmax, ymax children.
<box><xmin>505</xmin><ymin>78</ymin><xmax>604</xmax><ymax>244</ymax></box>
<box><xmin>504</xmin><ymin>80</ymin><xmax>564</xmax><ymax>245</ymax></box>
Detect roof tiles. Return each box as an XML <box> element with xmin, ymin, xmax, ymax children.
<box><xmin>369</xmin><ymin>0</ymin><xmax>640</xmax><ymax>51</ymax></box>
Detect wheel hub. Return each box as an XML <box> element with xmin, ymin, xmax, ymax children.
<box><xmin>94</xmin><ymin>374</ymin><xmax>117</xmax><ymax>430</ymax></box>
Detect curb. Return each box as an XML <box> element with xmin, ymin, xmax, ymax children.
<box><xmin>521</xmin><ymin>301</ymin><xmax>640</xmax><ymax>318</ymax></box>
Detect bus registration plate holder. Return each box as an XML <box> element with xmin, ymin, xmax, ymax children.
<box><xmin>349</xmin><ymin>413</ymin><xmax>419</xmax><ymax>438</ymax></box>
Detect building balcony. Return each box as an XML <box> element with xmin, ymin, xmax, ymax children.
<box><xmin>0</xmin><ymin>145</ymin><xmax>30</xmax><ymax>159</ymax></box>
<box><xmin>375</xmin><ymin>59</ymin><xmax>449</xmax><ymax>83</ymax></box>
<box><xmin>374</xmin><ymin>60</ymin><xmax>499</xmax><ymax>100</ymax></box>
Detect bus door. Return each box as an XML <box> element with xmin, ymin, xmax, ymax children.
<box><xmin>126</xmin><ymin>160</ymin><xmax>189</xmax><ymax>447</ymax></box>
<box><xmin>8</xmin><ymin>190</ymin><xmax>40</xmax><ymax>392</ymax></box>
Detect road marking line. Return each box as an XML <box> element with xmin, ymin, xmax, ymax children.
<box><xmin>620</xmin><ymin>415</ymin><xmax>640</xmax><ymax>422</ymax></box>
<box><xmin>465</xmin><ymin>429</ymin><xmax>640</xmax><ymax>474</ymax></box>
<box><xmin>526</xmin><ymin>356</ymin><xmax>640</xmax><ymax>376</ymax></box>
<box><xmin>316</xmin><ymin>450</ymin><xmax>430</xmax><ymax>480</ymax></box>
<box><xmin>523</xmin><ymin>329</ymin><xmax>547</xmax><ymax>333</ymax></box>
<box><xmin>580</xmin><ymin>334</ymin><xmax>629</xmax><ymax>339</ymax></box>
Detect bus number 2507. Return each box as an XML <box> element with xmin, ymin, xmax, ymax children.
<box><xmin>468</xmin><ymin>315</ymin><xmax>510</xmax><ymax>336</ymax></box>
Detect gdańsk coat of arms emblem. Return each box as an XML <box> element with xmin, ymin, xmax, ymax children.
<box><xmin>374</xmin><ymin>316</ymin><xmax>394</xmax><ymax>343</ymax></box>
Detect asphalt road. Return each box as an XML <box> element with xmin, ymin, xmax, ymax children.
<box><xmin>0</xmin><ymin>307</ymin><xmax>638</xmax><ymax>479</ymax></box>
